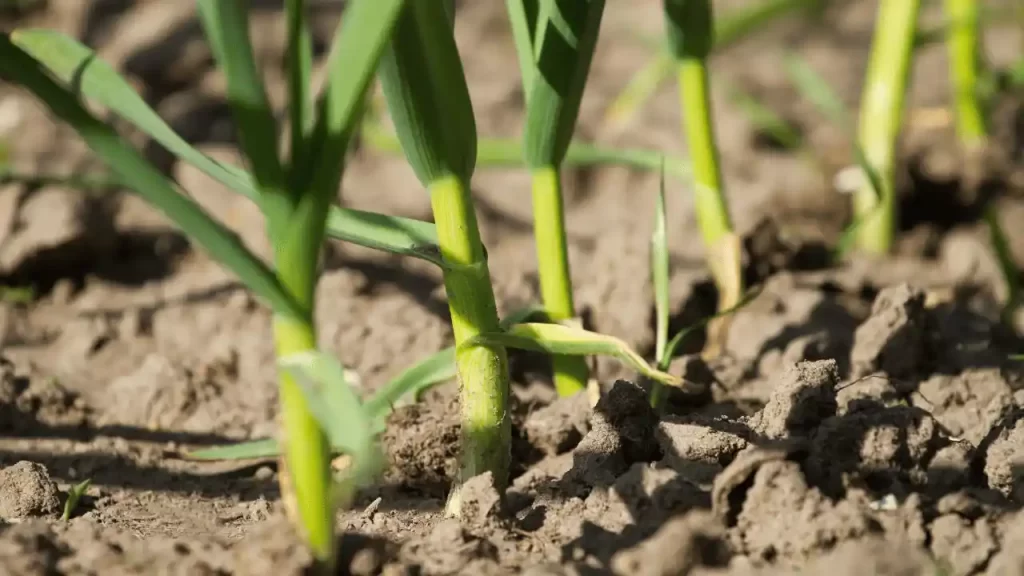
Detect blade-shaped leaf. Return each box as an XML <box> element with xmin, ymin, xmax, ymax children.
<box><xmin>661</xmin><ymin>287</ymin><xmax>763</xmax><ymax>370</ymax></box>
<box><xmin>364</xmin><ymin>347</ymin><xmax>456</xmax><ymax>419</ymax></box>
<box><xmin>523</xmin><ymin>0</ymin><xmax>606</xmax><ymax>168</ymax></box>
<box><xmin>10</xmin><ymin>29</ymin><xmax>443</xmax><ymax>265</ymax></box>
<box><xmin>195</xmin><ymin>0</ymin><xmax>285</xmax><ymax>197</ymax></box>
<box><xmin>462</xmin><ymin>322</ymin><xmax>687</xmax><ymax>389</ymax></box>
<box><xmin>782</xmin><ymin>52</ymin><xmax>885</xmax><ymax>254</ymax></box>
<box><xmin>275</xmin><ymin>0</ymin><xmax>406</xmax><ymax>308</ymax></box>
<box><xmin>279</xmin><ymin>351</ymin><xmax>375</xmax><ymax>461</ymax></box>
<box><xmin>364</xmin><ymin>304</ymin><xmax>549</xmax><ymax>417</ymax></box>
<box><xmin>360</xmin><ymin>119</ymin><xmax>691</xmax><ymax>178</ymax></box>
<box><xmin>506</xmin><ymin>0</ymin><xmax>541</xmax><ymax>96</ymax></box>
<box><xmin>279</xmin><ymin>350</ymin><xmax>385</xmax><ymax>505</ymax></box>
<box><xmin>651</xmin><ymin>162</ymin><xmax>670</xmax><ymax>363</ymax></box>
<box><xmin>285</xmin><ymin>0</ymin><xmax>315</xmax><ymax>187</ymax></box>
<box><xmin>0</xmin><ymin>37</ymin><xmax>305</xmax><ymax>322</ymax></box>
<box><xmin>729</xmin><ymin>86</ymin><xmax>803</xmax><ymax>150</ymax></box>
<box><xmin>187</xmin><ymin>438</ymin><xmax>282</xmax><ymax>461</ymax></box>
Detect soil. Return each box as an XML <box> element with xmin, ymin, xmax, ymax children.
<box><xmin>1</xmin><ymin>0</ymin><xmax>1024</xmax><ymax>574</ymax></box>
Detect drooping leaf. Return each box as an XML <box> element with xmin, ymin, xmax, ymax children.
<box><xmin>0</xmin><ymin>37</ymin><xmax>305</xmax><ymax>322</ymax></box>
<box><xmin>10</xmin><ymin>28</ymin><xmax>443</xmax><ymax>265</ymax></box>
<box><xmin>463</xmin><ymin>322</ymin><xmax>686</xmax><ymax>389</ymax></box>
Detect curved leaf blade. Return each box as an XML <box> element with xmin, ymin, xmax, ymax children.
<box><xmin>0</xmin><ymin>37</ymin><xmax>305</xmax><ymax>322</ymax></box>
<box><xmin>10</xmin><ymin>28</ymin><xmax>444</xmax><ymax>266</ymax></box>
<box><xmin>462</xmin><ymin>322</ymin><xmax>688</xmax><ymax>389</ymax></box>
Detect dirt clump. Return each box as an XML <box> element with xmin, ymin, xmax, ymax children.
<box><xmin>0</xmin><ymin>462</ymin><xmax>61</xmax><ymax>520</ymax></box>
<box><xmin>849</xmin><ymin>283</ymin><xmax>928</xmax><ymax>381</ymax></box>
<box><xmin>566</xmin><ymin>380</ymin><xmax>661</xmax><ymax>489</ymax></box>
<box><xmin>747</xmin><ymin>359</ymin><xmax>839</xmax><ymax>439</ymax></box>
<box><xmin>522</xmin><ymin>391</ymin><xmax>591</xmax><ymax>457</ymax></box>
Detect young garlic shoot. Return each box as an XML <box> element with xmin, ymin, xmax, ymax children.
<box><xmin>4</xmin><ymin>0</ymin><xmax>407</xmax><ymax>567</ymax></box>
<box><xmin>376</xmin><ymin>1</ymin><xmax>512</xmax><ymax>517</ymax></box>
<box><xmin>852</xmin><ymin>0</ymin><xmax>921</xmax><ymax>255</ymax></box>
<box><xmin>663</xmin><ymin>0</ymin><xmax>743</xmax><ymax>355</ymax></box>
<box><xmin>943</xmin><ymin>0</ymin><xmax>1019</xmax><ymax>320</ymax></box>
<box><xmin>508</xmin><ymin>0</ymin><xmax>606</xmax><ymax>396</ymax></box>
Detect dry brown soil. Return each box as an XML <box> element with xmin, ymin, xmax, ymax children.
<box><xmin>1</xmin><ymin>0</ymin><xmax>1024</xmax><ymax>574</ymax></box>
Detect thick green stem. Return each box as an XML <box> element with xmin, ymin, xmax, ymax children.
<box><xmin>273</xmin><ymin>315</ymin><xmax>334</xmax><ymax>567</ymax></box>
<box><xmin>429</xmin><ymin>174</ymin><xmax>510</xmax><ymax>511</ymax></box>
<box><xmin>531</xmin><ymin>167</ymin><xmax>589</xmax><ymax>396</ymax></box>
<box><xmin>945</xmin><ymin>0</ymin><xmax>987</xmax><ymax>148</ymax></box>
<box><xmin>853</xmin><ymin>0</ymin><xmax>921</xmax><ymax>255</ymax></box>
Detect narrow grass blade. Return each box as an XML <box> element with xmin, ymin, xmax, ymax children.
<box><xmin>195</xmin><ymin>0</ymin><xmax>285</xmax><ymax>199</ymax></box>
<box><xmin>651</xmin><ymin>162</ymin><xmax>670</xmax><ymax>364</ymax></box>
<box><xmin>364</xmin><ymin>347</ymin><xmax>456</xmax><ymax>419</ymax></box>
<box><xmin>326</xmin><ymin>208</ymin><xmax>443</xmax><ymax>267</ymax></box>
<box><xmin>0</xmin><ymin>38</ymin><xmax>305</xmax><ymax>322</ymax></box>
<box><xmin>280</xmin><ymin>351</ymin><xmax>385</xmax><ymax>506</ymax></box>
<box><xmin>364</xmin><ymin>305</ymin><xmax>548</xmax><ymax>417</ymax></box>
<box><xmin>276</xmin><ymin>0</ymin><xmax>406</xmax><ymax>309</ymax></box>
<box><xmin>602</xmin><ymin>52</ymin><xmax>675</xmax><ymax>131</ymax></box>
<box><xmin>285</xmin><ymin>0</ymin><xmax>315</xmax><ymax>187</ymax></box>
<box><xmin>985</xmin><ymin>205</ymin><xmax>1021</xmax><ymax>322</ymax></box>
<box><xmin>782</xmin><ymin>52</ymin><xmax>885</xmax><ymax>257</ymax></box>
<box><xmin>360</xmin><ymin>119</ymin><xmax>691</xmax><ymax>178</ymax></box>
<box><xmin>10</xmin><ymin>29</ymin><xmax>255</xmax><ymax>194</ymax></box>
<box><xmin>61</xmin><ymin>479</ymin><xmax>91</xmax><ymax>521</ymax></box>
<box><xmin>660</xmin><ymin>286</ymin><xmax>763</xmax><ymax>369</ymax></box>
<box><xmin>187</xmin><ymin>438</ymin><xmax>282</xmax><ymax>461</ymax></box>
<box><xmin>648</xmin><ymin>163</ymin><xmax>671</xmax><ymax>408</ymax></box>
<box><xmin>729</xmin><ymin>86</ymin><xmax>803</xmax><ymax>150</ymax></box>
<box><xmin>781</xmin><ymin>53</ymin><xmax>851</xmax><ymax>128</ymax></box>
<box><xmin>463</xmin><ymin>322</ymin><xmax>684</xmax><ymax>388</ymax></box>
<box><xmin>10</xmin><ymin>29</ymin><xmax>439</xmax><ymax>262</ymax></box>
<box><xmin>506</xmin><ymin>0</ymin><xmax>541</xmax><ymax>96</ymax></box>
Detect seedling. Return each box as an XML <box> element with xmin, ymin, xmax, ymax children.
<box><xmin>647</xmin><ymin>164</ymin><xmax>760</xmax><ymax>409</ymax></box>
<box><xmin>61</xmin><ymin>478</ymin><xmax>91</xmax><ymax>521</ymax></box>
<box><xmin>663</xmin><ymin>0</ymin><xmax>744</xmax><ymax>356</ymax></box>
<box><xmin>0</xmin><ymin>0</ymin><xmax>421</xmax><ymax>567</ymax></box>
<box><xmin>941</xmin><ymin>0</ymin><xmax>1021</xmax><ymax>321</ymax></box>
<box><xmin>850</xmin><ymin>0</ymin><xmax>921</xmax><ymax>255</ymax></box>
<box><xmin>604</xmin><ymin>0</ymin><xmax>828</xmax><ymax>133</ymax></box>
<box><xmin>504</xmin><ymin>0</ymin><xmax>606</xmax><ymax>396</ymax></box>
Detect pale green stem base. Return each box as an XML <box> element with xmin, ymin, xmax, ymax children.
<box><xmin>428</xmin><ymin>175</ymin><xmax>510</xmax><ymax>516</ymax></box>
<box><xmin>531</xmin><ymin>167</ymin><xmax>589</xmax><ymax>397</ymax></box>
<box><xmin>274</xmin><ymin>315</ymin><xmax>335</xmax><ymax>567</ymax></box>
<box><xmin>678</xmin><ymin>58</ymin><xmax>742</xmax><ymax>311</ymax></box>
<box><xmin>945</xmin><ymin>0</ymin><xmax>987</xmax><ymax>149</ymax></box>
<box><xmin>854</xmin><ymin>0</ymin><xmax>921</xmax><ymax>255</ymax></box>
